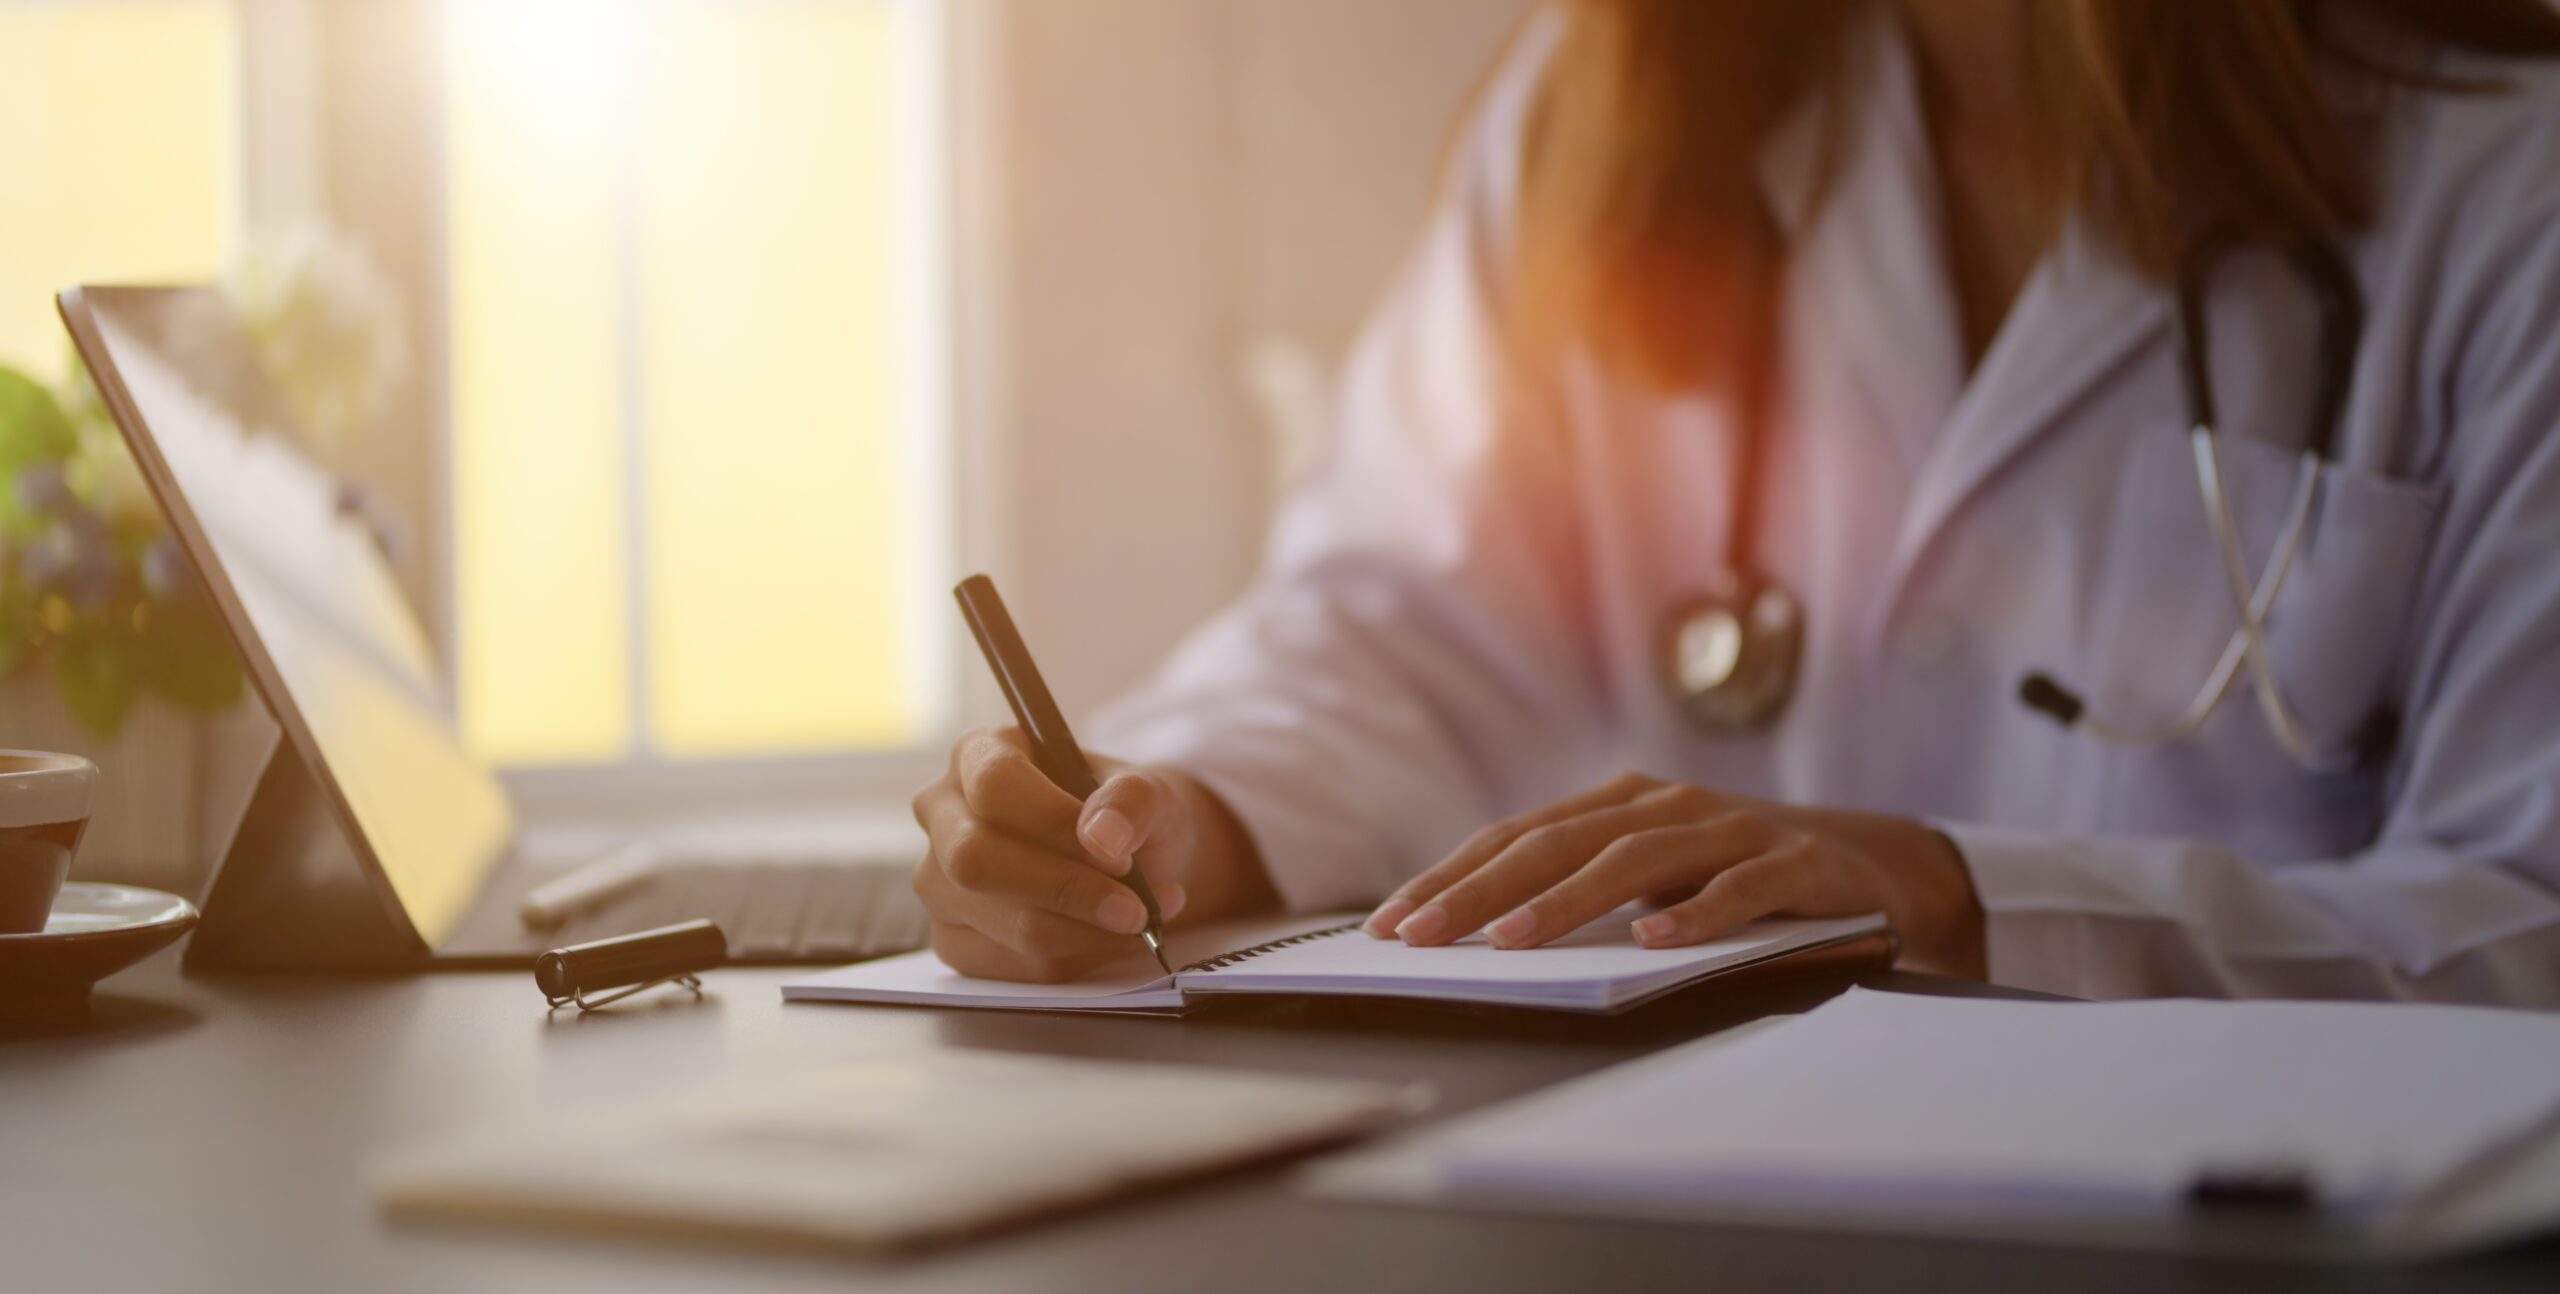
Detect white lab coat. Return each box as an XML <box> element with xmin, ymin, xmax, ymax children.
<box><xmin>1092</xmin><ymin>15</ymin><xmax>2560</xmax><ymax>1002</ymax></box>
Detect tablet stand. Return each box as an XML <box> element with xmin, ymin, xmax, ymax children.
<box><xmin>184</xmin><ymin>729</ymin><xmax>432</xmax><ymax>972</ymax></box>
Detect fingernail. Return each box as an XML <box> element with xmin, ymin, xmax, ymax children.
<box><xmin>1366</xmin><ymin>897</ymin><xmax>1415</xmax><ymax>938</ymax></box>
<box><xmin>1098</xmin><ymin>892</ymin><xmax>1145</xmax><ymax>935</ymax></box>
<box><xmin>1487</xmin><ymin>908</ymin><xmax>1537</xmax><ymax>949</ymax></box>
<box><xmin>1158</xmin><ymin>882</ymin><xmax>1187</xmax><ymax>922</ymax></box>
<box><xmin>1083</xmin><ymin>807</ymin><xmax>1136</xmax><ymax>861</ymax></box>
<box><xmin>1395</xmin><ymin>905</ymin><xmax>1450</xmax><ymax>944</ymax></box>
<box><xmin>1632</xmin><ymin>914</ymin><xmax>1675</xmax><ymax>946</ymax></box>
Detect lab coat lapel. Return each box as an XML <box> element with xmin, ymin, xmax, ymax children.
<box><xmin>1763</xmin><ymin>19</ymin><xmax>1967</xmax><ymax>473</ymax></box>
<box><xmin>1883</xmin><ymin>222</ymin><xmax>2170</xmax><ymax>595</ymax></box>
<box><xmin>1756</xmin><ymin>12</ymin><xmax>2173</xmax><ymax>608</ymax></box>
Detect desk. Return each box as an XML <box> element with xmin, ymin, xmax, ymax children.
<box><xmin>5</xmin><ymin>950</ymin><xmax>2556</xmax><ymax>1294</ymax></box>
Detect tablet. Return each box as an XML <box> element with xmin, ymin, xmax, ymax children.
<box><xmin>60</xmin><ymin>285</ymin><xmax>922</xmax><ymax>969</ymax></box>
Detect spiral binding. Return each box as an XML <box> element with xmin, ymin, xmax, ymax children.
<box><xmin>1181</xmin><ymin>920</ymin><xmax>1362</xmax><ymax>974</ymax></box>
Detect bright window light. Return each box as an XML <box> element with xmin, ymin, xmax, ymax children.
<box><xmin>445</xmin><ymin>0</ymin><xmax>946</xmax><ymax>767</ymax></box>
<box><xmin>0</xmin><ymin>1</ymin><xmax>238</xmax><ymax>382</ymax></box>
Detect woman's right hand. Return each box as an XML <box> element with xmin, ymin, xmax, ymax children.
<box><xmin>910</xmin><ymin>726</ymin><xmax>1276</xmax><ymax>982</ymax></box>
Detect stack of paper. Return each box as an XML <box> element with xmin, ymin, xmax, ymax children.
<box><xmin>376</xmin><ymin>1051</ymin><xmax>1423</xmax><ymax>1252</ymax></box>
<box><xmin>1310</xmin><ymin>988</ymin><xmax>2560</xmax><ymax>1259</ymax></box>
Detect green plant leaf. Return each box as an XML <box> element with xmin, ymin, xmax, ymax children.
<box><xmin>54</xmin><ymin>342</ymin><xmax>108</xmax><ymax>432</ymax></box>
<box><xmin>54</xmin><ymin>631</ymin><xmax>137</xmax><ymax>737</ymax></box>
<box><xmin>0</xmin><ymin>594</ymin><xmax>30</xmax><ymax>679</ymax></box>
<box><xmin>0</xmin><ymin>365</ymin><xmax>76</xmax><ymax>472</ymax></box>
<box><xmin>0</xmin><ymin>366</ymin><xmax>79</xmax><ymax>544</ymax></box>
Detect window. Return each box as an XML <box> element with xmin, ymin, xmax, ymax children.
<box><xmin>0</xmin><ymin>0</ymin><xmax>238</xmax><ymax>385</ymax></box>
<box><xmin>444</xmin><ymin>0</ymin><xmax>949</xmax><ymax>770</ymax></box>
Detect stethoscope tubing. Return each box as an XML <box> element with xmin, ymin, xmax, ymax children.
<box><xmin>2195</xmin><ymin>430</ymin><xmax>2344</xmax><ymax>770</ymax></box>
<box><xmin>2073</xmin><ymin>429</ymin><xmax>2344</xmax><ymax>769</ymax></box>
<box><xmin>2029</xmin><ymin>229</ymin><xmax>2368</xmax><ymax>770</ymax></box>
<box><xmin>1659</xmin><ymin>226</ymin><xmax>2374</xmax><ymax>771</ymax></box>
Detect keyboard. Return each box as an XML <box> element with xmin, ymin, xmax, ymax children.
<box><xmin>528</xmin><ymin>861</ymin><xmax>930</xmax><ymax>964</ymax></box>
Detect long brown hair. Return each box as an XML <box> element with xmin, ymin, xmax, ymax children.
<box><xmin>1513</xmin><ymin>0</ymin><xmax>2560</xmax><ymax>392</ymax></box>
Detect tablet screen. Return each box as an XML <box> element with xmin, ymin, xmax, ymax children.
<box><xmin>64</xmin><ymin>286</ymin><xmax>511</xmax><ymax>948</ymax></box>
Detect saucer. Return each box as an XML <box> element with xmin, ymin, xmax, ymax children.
<box><xmin>0</xmin><ymin>883</ymin><xmax>198</xmax><ymax>1027</ymax></box>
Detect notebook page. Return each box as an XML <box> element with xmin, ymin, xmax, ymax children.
<box><xmin>1433</xmin><ymin>988</ymin><xmax>2560</xmax><ymax>1217</ymax></box>
<box><xmin>782</xmin><ymin>949</ymin><xmax>1184</xmax><ymax>1012</ymax></box>
<box><xmin>783</xmin><ymin>911</ymin><xmax>1349</xmax><ymax>1011</ymax></box>
<box><xmin>1178</xmin><ymin>908</ymin><xmax>1885</xmax><ymax>1010</ymax></box>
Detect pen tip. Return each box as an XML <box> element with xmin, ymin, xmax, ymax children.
<box><xmin>1142</xmin><ymin>930</ymin><xmax>1171</xmax><ymax>975</ymax></box>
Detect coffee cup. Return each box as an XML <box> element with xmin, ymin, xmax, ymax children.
<box><xmin>0</xmin><ymin>751</ymin><xmax>96</xmax><ymax>934</ymax></box>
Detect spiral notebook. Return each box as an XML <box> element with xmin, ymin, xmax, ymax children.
<box><xmin>782</xmin><ymin>907</ymin><xmax>1890</xmax><ymax>1015</ymax></box>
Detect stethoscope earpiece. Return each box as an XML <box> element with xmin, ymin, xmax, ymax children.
<box><xmin>2017</xmin><ymin>673</ymin><xmax>2086</xmax><ymax>727</ymax></box>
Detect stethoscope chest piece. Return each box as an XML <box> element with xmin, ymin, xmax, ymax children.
<box><xmin>1658</xmin><ymin>568</ymin><xmax>1804</xmax><ymax>733</ymax></box>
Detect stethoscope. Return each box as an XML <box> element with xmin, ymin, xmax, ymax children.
<box><xmin>1657</xmin><ymin>228</ymin><xmax>2371</xmax><ymax>769</ymax></box>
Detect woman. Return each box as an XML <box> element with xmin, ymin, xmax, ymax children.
<box><xmin>913</xmin><ymin>0</ymin><xmax>2560</xmax><ymax>1000</ymax></box>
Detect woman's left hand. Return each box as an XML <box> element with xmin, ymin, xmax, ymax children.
<box><xmin>1361</xmin><ymin>773</ymin><xmax>1987</xmax><ymax>978</ymax></box>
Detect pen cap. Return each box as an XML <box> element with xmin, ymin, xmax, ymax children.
<box><xmin>534</xmin><ymin>919</ymin><xmax>727</xmax><ymax>1001</ymax></box>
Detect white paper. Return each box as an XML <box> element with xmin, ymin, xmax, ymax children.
<box><xmin>784</xmin><ymin>908</ymin><xmax>1883</xmax><ymax>1014</ymax></box>
<box><xmin>781</xmin><ymin>911</ymin><xmax>1344</xmax><ymax>1011</ymax></box>
<box><xmin>1432</xmin><ymin>988</ymin><xmax>2560</xmax><ymax>1218</ymax></box>
<box><xmin>1181</xmin><ymin>911</ymin><xmax>1883</xmax><ymax>1009</ymax></box>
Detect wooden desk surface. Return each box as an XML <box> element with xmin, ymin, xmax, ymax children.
<box><xmin>5</xmin><ymin>949</ymin><xmax>2556</xmax><ymax>1293</ymax></box>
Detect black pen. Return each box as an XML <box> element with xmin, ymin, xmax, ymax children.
<box><xmin>953</xmin><ymin>574</ymin><xmax>1172</xmax><ymax>974</ymax></box>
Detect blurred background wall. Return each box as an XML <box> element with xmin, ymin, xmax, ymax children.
<box><xmin>0</xmin><ymin>0</ymin><xmax>1530</xmax><ymax>882</ymax></box>
<box><xmin>319</xmin><ymin>0</ymin><xmax>1533</xmax><ymax>724</ymax></box>
<box><xmin>965</xmin><ymin>0</ymin><xmax>1528</xmax><ymax>711</ymax></box>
